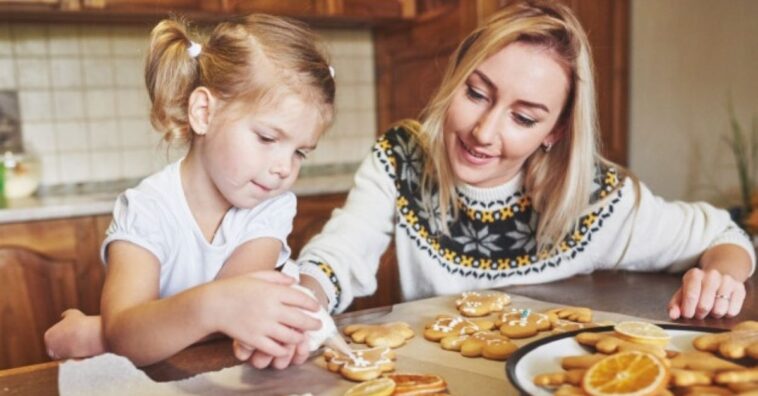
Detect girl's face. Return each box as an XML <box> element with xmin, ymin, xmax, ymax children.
<box><xmin>201</xmin><ymin>94</ymin><xmax>323</xmax><ymax>208</ymax></box>
<box><xmin>444</xmin><ymin>42</ymin><xmax>570</xmax><ymax>188</ymax></box>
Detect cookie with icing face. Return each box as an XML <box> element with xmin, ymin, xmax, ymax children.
<box><xmin>323</xmin><ymin>346</ymin><xmax>396</xmax><ymax>382</ymax></box>
<box><xmin>423</xmin><ymin>315</ymin><xmax>495</xmax><ymax>342</ymax></box>
<box><xmin>496</xmin><ymin>308</ymin><xmax>552</xmax><ymax>338</ymax></box>
<box><xmin>455</xmin><ymin>291</ymin><xmax>511</xmax><ymax>317</ymax></box>
<box><xmin>343</xmin><ymin>322</ymin><xmax>415</xmax><ymax>348</ymax></box>
<box><xmin>440</xmin><ymin>330</ymin><xmax>518</xmax><ymax>361</ymax></box>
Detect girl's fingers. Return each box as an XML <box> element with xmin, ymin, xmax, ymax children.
<box><xmin>251</xmin><ymin>350</ymin><xmax>275</xmax><ymax>369</ymax></box>
<box><xmin>245</xmin><ymin>336</ymin><xmax>287</xmax><ymax>358</ymax></box>
<box><xmin>727</xmin><ymin>284</ymin><xmax>746</xmax><ymax>318</ymax></box>
<box><xmin>272</xmin><ymin>345</ymin><xmax>296</xmax><ymax>370</ymax></box>
<box><xmin>291</xmin><ymin>341</ymin><xmax>310</xmax><ymax>366</ymax></box>
<box><xmin>280</xmin><ymin>287</ymin><xmax>320</xmax><ymax>312</ymax></box>
<box><xmin>668</xmin><ymin>288</ymin><xmax>683</xmax><ymax>320</ymax></box>
<box><xmin>233</xmin><ymin>340</ymin><xmax>254</xmax><ymax>361</ymax></box>
<box><xmin>695</xmin><ymin>270</ymin><xmax>722</xmax><ymax>319</ymax></box>
<box><xmin>278</xmin><ymin>307</ymin><xmax>322</xmax><ymax>332</ymax></box>
<box><xmin>269</xmin><ymin>323</ymin><xmax>306</xmax><ymax>346</ymax></box>
<box><xmin>681</xmin><ymin>269</ymin><xmax>704</xmax><ymax>318</ymax></box>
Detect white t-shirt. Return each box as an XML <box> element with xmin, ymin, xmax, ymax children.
<box><xmin>101</xmin><ymin>159</ymin><xmax>296</xmax><ymax>298</ymax></box>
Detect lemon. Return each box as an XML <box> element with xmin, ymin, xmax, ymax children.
<box><xmin>343</xmin><ymin>377</ymin><xmax>396</xmax><ymax>396</ymax></box>
<box><xmin>614</xmin><ymin>321</ymin><xmax>671</xmax><ymax>347</ymax></box>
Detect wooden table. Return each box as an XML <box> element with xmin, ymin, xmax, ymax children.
<box><xmin>1</xmin><ymin>270</ymin><xmax>755</xmax><ymax>395</ymax></box>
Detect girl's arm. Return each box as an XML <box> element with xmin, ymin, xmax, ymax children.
<box><xmin>215</xmin><ymin>237</ymin><xmax>282</xmax><ymax>278</ymax></box>
<box><xmin>101</xmin><ymin>241</ymin><xmax>320</xmax><ymax>366</ymax></box>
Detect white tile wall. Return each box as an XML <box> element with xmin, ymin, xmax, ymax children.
<box><xmin>0</xmin><ymin>23</ymin><xmax>376</xmax><ymax>187</ymax></box>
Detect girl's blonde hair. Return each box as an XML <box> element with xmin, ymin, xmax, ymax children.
<box><xmin>401</xmin><ymin>0</ymin><xmax>605</xmax><ymax>252</ymax></box>
<box><xmin>145</xmin><ymin>14</ymin><xmax>335</xmax><ymax>145</ymax></box>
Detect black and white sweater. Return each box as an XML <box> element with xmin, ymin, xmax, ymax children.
<box><xmin>298</xmin><ymin>127</ymin><xmax>756</xmax><ymax>313</ymax></box>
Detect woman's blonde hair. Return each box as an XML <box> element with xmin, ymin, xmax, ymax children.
<box><xmin>401</xmin><ymin>0</ymin><xmax>605</xmax><ymax>253</ymax></box>
<box><xmin>145</xmin><ymin>14</ymin><xmax>335</xmax><ymax>145</ymax></box>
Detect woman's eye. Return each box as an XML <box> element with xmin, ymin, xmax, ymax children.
<box><xmin>513</xmin><ymin>113</ymin><xmax>536</xmax><ymax>128</ymax></box>
<box><xmin>466</xmin><ymin>85</ymin><xmax>488</xmax><ymax>102</ymax></box>
<box><xmin>295</xmin><ymin>150</ymin><xmax>308</xmax><ymax>160</ymax></box>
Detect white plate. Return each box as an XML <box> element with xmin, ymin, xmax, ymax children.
<box><xmin>505</xmin><ymin>324</ymin><xmax>724</xmax><ymax>396</ymax></box>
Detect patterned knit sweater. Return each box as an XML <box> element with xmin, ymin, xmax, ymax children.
<box><xmin>298</xmin><ymin>127</ymin><xmax>756</xmax><ymax>313</ymax></box>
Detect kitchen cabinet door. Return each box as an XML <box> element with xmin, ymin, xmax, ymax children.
<box><xmin>0</xmin><ymin>217</ymin><xmax>104</xmax><ymax>369</ymax></box>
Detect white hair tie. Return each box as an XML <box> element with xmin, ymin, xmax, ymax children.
<box><xmin>328</xmin><ymin>65</ymin><xmax>335</xmax><ymax>78</ymax></box>
<box><xmin>187</xmin><ymin>41</ymin><xmax>202</xmax><ymax>59</ymax></box>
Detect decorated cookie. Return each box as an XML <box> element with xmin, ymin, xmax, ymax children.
<box><xmin>423</xmin><ymin>315</ymin><xmax>494</xmax><ymax>342</ymax></box>
<box><xmin>546</xmin><ymin>306</ymin><xmax>593</xmax><ymax>323</ymax></box>
<box><xmin>440</xmin><ymin>330</ymin><xmax>518</xmax><ymax>361</ymax></box>
<box><xmin>343</xmin><ymin>322</ymin><xmax>415</xmax><ymax>348</ymax></box>
<box><xmin>386</xmin><ymin>373</ymin><xmax>448</xmax><ymax>395</ymax></box>
<box><xmin>455</xmin><ymin>291</ymin><xmax>511</xmax><ymax>317</ymax></box>
<box><xmin>693</xmin><ymin>320</ymin><xmax>758</xmax><ymax>360</ymax></box>
<box><xmin>495</xmin><ymin>308</ymin><xmax>552</xmax><ymax>338</ymax></box>
<box><xmin>323</xmin><ymin>346</ymin><xmax>396</xmax><ymax>382</ymax></box>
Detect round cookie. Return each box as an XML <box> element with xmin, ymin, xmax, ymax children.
<box><xmin>323</xmin><ymin>346</ymin><xmax>396</xmax><ymax>382</ymax></box>
<box><xmin>455</xmin><ymin>291</ymin><xmax>511</xmax><ymax>317</ymax></box>
<box><xmin>343</xmin><ymin>322</ymin><xmax>415</xmax><ymax>348</ymax></box>
<box><xmin>424</xmin><ymin>315</ymin><xmax>494</xmax><ymax>342</ymax></box>
<box><xmin>496</xmin><ymin>308</ymin><xmax>552</xmax><ymax>339</ymax></box>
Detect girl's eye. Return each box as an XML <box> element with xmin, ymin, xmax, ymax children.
<box><xmin>257</xmin><ymin>134</ymin><xmax>275</xmax><ymax>143</ymax></box>
<box><xmin>465</xmin><ymin>85</ymin><xmax>488</xmax><ymax>103</ymax></box>
<box><xmin>512</xmin><ymin>112</ymin><xmax>537</xmax><ymax>128</ymax></box>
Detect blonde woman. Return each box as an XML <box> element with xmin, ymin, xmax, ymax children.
<box><xmin>297</xmin><ymin>0</ymin><xmax>755</xmax><ymax>325</ymax></box>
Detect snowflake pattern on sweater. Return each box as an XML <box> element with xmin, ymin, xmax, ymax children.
<box><xmin>313</xmin><ymin>127</ymin><xmax>625</xmax><ymax>308</ymax></box>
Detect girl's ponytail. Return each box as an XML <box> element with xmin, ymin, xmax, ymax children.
<box><xmin>145</xmin><ymin>19</ymin><xmax>201</xmax><ymax>144</ymax></box>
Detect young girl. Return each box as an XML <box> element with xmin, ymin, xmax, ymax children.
<box><xmin>296</xmin><ymin>1</ymin><xmax>755</xmax><ymax>324</ymax></box>
<box><xmin>44</xmin><ymin>14</ymin><xmax>336</xmax><ymax>367</ymax></box>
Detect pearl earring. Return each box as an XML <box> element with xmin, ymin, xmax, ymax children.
<box><xmin>542</xmin><ymin>142</ymin><xmax>552</xmax><ymax>153</ymax></box>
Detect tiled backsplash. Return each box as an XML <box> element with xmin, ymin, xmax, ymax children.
<box><xmin>0</xmin><ymin>23</ymin><xmax>376</xmax><ymax>187</ymax></box>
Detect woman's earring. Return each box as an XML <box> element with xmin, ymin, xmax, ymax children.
<box><xmin>542</xmin><ymin>142</ymin><xmax>552</xmax><ymax>153</ymax></box>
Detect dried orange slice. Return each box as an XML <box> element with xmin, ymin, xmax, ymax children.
<box><xmin>343</xmin><ymin>377</ymin><xmax>396</xmax><ymax>396</ymax></box>
<box><xmin>582</xmin><ymin>351</ymin><xmax>669</xmax><ymax>396</ymax></box>
<box><xmin>614</xmin><ymin>321</ymin><xmax>670</xmax><ymax>347</ymax></box>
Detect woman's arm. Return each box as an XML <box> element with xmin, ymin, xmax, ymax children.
<box><xmin>101</xmin><ymin>241</ymin><xmax>320</xmax><ymax>366</ymax></box>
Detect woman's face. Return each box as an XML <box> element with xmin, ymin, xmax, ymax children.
<box><xmin>444</xmin><ymin>42</ymin><xmax>570</xmax><ymax>188</ymax></box>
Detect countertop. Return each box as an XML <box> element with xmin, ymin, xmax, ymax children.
<box><xmin>0</xmin><ymin>271</ymin><xmax>755</xmax><ymax>395</ymax></box>
<box><xmin>0</xmin><ymin>171</ymin><xmax>356</xmax><ymax>224</ymax></box>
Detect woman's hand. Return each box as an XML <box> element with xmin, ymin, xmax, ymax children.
<box><xmin>668</xmin><ymin>267</ymin><xmax>746</xmax><ymax>319</ymax></box>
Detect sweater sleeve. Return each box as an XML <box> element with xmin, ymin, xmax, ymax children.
<box><xmin>597</xmin><ymin>178</ymin><xmax>756</xmax><ymax>276</ymax></box>
<box><xmin>297</xmin><ymin>143</ymin><xmax>398</xmax><ymax>313</ymax></box>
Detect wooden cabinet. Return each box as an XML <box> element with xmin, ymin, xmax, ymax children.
<box><xmin>1</xmin><ymin>0</ymin><xmax>415</xmax><ymax>24</ymax></box>
<box><xmin>376</xmin><ymin>0</ymin><xmax>629</xmax><ymax>164</ymax></box>
<box><xmin>0</xmin><ymin>217</ymin><xmax>105</xmax><ymax>369</ymax></box>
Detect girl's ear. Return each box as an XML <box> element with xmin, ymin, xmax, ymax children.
<box><xmin>188</xmin><ymin>87</ymin><xmax>216</xmax><ymax>136</ymax></box>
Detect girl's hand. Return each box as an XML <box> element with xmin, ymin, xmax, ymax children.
<box><xmin>234</xmin><ymin>339</ymin><xmax>310</xmax><ymax>369</ymax></box>
<box><xmin>210</xmin><ymin>271</ymin><xmax>321</xmax><ymax>357</ymax></box>
<box><xmin>668</xmin><ymin>267</ymin><xmax>746</xmax><ymax>320</ymax></box>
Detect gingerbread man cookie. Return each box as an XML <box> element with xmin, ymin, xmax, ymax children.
<box><xmin>343</xmin><ymin>322</ymin><xmax>415</xmax><ymax>348</ymax></box>
<box><xmin>440</xmin><ymin>330</ymin><xmax>518</xmax><ymax>361</ymax></box>
<box><xmin>575</xmin><ymin>332</ymin><xmax>667</xmax><ymax>359</ymax></box>
<box><xmin>455</xmin><ymin>291</ymin><xmax>511</xmax><ymax>317</ymax></box>
<box><xmin>323</xmin><ymin>346</ymin><xmax>396</xmax><ymax>382</ymax></box>
<box><xmin>546</xmin><ymin>306</ymin><xmax>593</xmax><ymax>323</ymax></box>
<box><xmin>496</xmin><ymin>308</ymin><xmax>552</xmax><ymax>338</ymax></box>
<box><xmin>423</xmin><ymin>315</ymin><xmax>494</xmax><ymax>342</ymax></box>
<box><xmin>693</xmin><ymin>320</ymin><xmax>758</xmax><ymax>360</ymax></box>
